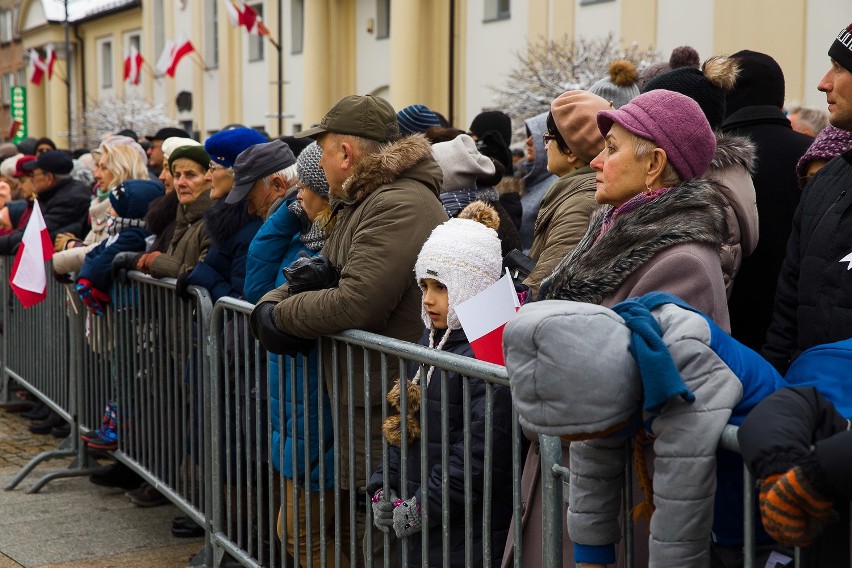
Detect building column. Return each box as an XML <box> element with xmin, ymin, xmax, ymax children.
<box><xmin>388</xmin><ymin>0</ymin><xmax>423</xmax><ymax>110</ymax></box>
<box><xmin>302</xmin><ymin>0</ymin><xmax>331</xmax><ymax>126</ymax></box>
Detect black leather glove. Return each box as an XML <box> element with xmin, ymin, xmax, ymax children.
<box><xmin>283</xmin><ymin>254</ymin><xmax>340</xmax><ymax>293</ymax></box>
<box><xmin>52</xmin><ymin>270</ymin><xmax>74</xmax><ymax>285</ymax></box>
<box><xmin>174</xmin><ymin>270</ymin><xmax>193</xmax><ymax>301</ymax></box>
<box><xmin>111</xmin><ymin>251</ymin><xmax>141</xmax><ymax>284</ymax></box>
<box><xmin>249</xmin><ymin>302</ymin><xmax>315</xmax><ymax>356</ymax></box>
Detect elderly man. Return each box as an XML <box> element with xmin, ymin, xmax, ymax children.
<box><xmin>763</xmin><ymin>22</ymin><xmax>852</xmax><ymax>374</ymax></box>
<box><xmin>250</xmin><ymin>95</ymin><xmax>447</xmax><ymax>565</ymax></box>
<box><xmin>0</xmin><ymin>151</ymin><xmax>90</xmax><ymax>255</ymax></box>
<box><xmin>225</xmin><ymin>138</ymin><xmax>295</xmax><ymax>219</ymax></box>
<box><xmin>144</xmin><ymin>126</ymin><xmax>190</xmax><ymax>176</ymax></box>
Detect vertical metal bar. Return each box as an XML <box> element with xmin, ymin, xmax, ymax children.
<box><xmin>743</xmin><ymin>464</ymin><xmax>755</xmax><ymax>568</ymax></box>
<box><xmin>463</xmin><ymin>377</ymin><xmax>473</xmax><ymax>568</ymax></box>
<box><xmin>481</xmin><ymin>381</ymin><xmax>494</xmax><ymax>567</ymax></box>
<box><xmin>440</xmin><ymin>365</ymin><xmax>450</xmax><ymax>568</ymax></box>
<box><xmin>540</xmin><ymin>435</ymin><xmax>563</xmax><ymax>568</ymax></box>
<box><xmin>624</xmin><ymin>438</ymin><xmax>634</xmax><ymax>568</ymax></box>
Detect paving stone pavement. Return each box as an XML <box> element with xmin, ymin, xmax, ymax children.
<box><xmin>0</xmin><ymin>403</ymin><xmax>204</xmax><ymax>568</ymax></box>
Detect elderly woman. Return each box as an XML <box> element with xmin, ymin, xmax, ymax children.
<box><xmin>524</xmin><ymin>91</ymin><xmax>611</xmax><ymax>298</ymax></box>
<box><xmin>135</xmin><ymin>145</ymin><xmax>213</xmax><ymax>278</ymax></box>
<box><xmin>53</xmin><ymin>142</ymin><xmax>151</xmax><ymax>276</ymax></box>
<box><xmin>541</xmin><ymin>88</ymin><xmax>729</xmax><ymax>330</ymax></box>
<box><xmin>244</xmin><ymin>141</ymin><xmax>339</xmax><ymax>568</ymax></box>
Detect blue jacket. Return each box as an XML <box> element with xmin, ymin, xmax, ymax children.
<box><xmin>185</xmin><ymin>200</ymin><xmax>262</xmax><ymax>304</ymax></box>
<box><xmin>78</xmin><ymin>228</ymin><xmax>151</xmax><ymax>294</ymax></box>
<box><xmin>244</xmin><ymin>199</ymin><xmax>333</xmax><ymax>490</ymax></box>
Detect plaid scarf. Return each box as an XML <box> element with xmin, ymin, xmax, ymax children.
<box><xmin>288</xmin><ymin>199</ymin><xmax>325</xmax><ymax>251</ymax></box>
<box><xmin>106</xmin><ymin>214</ymin><xmax>145</xmax><ymax>236</ymax></box>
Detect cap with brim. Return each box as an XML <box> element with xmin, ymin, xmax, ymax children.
<box><xmin>294</xmin><ymin>95</ymin><xmax>400</xmax><ymax>143</ymax></box>
<box><xmin>22</xmin><ymin>150</ymin><xmax>74</xmax><ymax>175</ymax></box>
<box><xmin>226</xmin><ymin>139</ymin><xmax>296</xmax><ymax>204</ymax></box>
<box><xmin>146</xmin><ymin>126</ymin><xmax>191</xmax><ymax>142</ymax></box>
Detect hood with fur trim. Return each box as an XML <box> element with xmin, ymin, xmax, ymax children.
<box><xmin>709</xmin><ymin>131</ymin><xmax>756</xmax><ymax>175</ymax></box>
<box><xmin>204</xmin><ymin>199</ymin><xmax>261</xmax><ymax>246</ymax></box>
<box><xmin>340</xmin><ymin>133</ymin><xmax>442</xmax><ymax>205</ymax></box>
<box><xmin>544</xmin><ymin>177</ymin><xmax>728</xmax><ymax>303</ymax></box>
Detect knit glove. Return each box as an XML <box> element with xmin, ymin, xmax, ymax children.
<box><xmin>249</xmin><ymin>302</ymin><xmax>315</xmax><ymax>356</ymax></box>
<box><xmin>54</xmin><ymin>232</ymin><xmax>81</xmax><ymax>252</ymax></box>
<box><xmin>111</xmin><ymin>251</ymin><xmax>141</xmax><ymax>284</ymax></box>
<box><xmin>76</xmin><ymin>278</ymin><xmax>110</xmax><ymax>316</ymax></box>
<box><xmin>392</xmin><ymin>495</ymin><xmax>422</xmax><ymax>538</ymax></box>
<box><xmin>759</xmin><ymin>466</ymin><xmax>837</xmax><ymax>547</ymax></box>
<box><xmin>371</xmin><ymin>489</ymin><xmax>399</xmax><ymax>534</ymax></box>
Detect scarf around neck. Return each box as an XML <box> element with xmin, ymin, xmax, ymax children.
<box><xmin>599</xmin><ymin>186</ymin><xmax>671</xmax><ymax>238</ymax></box>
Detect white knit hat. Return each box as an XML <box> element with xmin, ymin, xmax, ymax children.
<box><xmin>161</xmin><ymin>137</ymin><xmax>202</xmax><ymax>161</ymax></box>
<box><xmin>414</xmin><ymin>216</ymin><xmax>502</xmax><ymax>331</ymax></box>
<box><xmin>431</xmin><ymin>134</ymin><xmax>495</xmax><ymax>193</ymax></box>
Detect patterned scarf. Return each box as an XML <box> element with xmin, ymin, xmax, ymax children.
<box><xmin>105</xmin><ymin>213</ymin><xmax>145</xmax><ymax>236</ymax></box>
<box><xmin>598</xmin><ymin>187</ymin><xmax>671</xmax><ymax>238</ymax></box>
<box><xmin>288</xmin><ymin>199</ymin><xmax>325</xmax><ymax>251</ymax></box>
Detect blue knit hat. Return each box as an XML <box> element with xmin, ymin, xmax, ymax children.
<box><xmin>204</xmin><ymin>127</ymin><xmax>267</xmax><ymax>168</ymax></box>
<box><xmin>396</xmin><ymin>104</ymin><xmax>441</xmax><ymax>136</ymax></box>
<box><xmin>109</xmin><ymin>179</ymin><xmax>165</xmax><ymax>220</ymax></box>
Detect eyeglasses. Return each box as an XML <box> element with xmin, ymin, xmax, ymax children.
<box><xmin>208</xmin><ymin>162</ymin><xmax>229</xmax><ymax>171</ymax></box>
<box><xmin>542</xmin><ymin>133</ymin><xmax>558</xmax><ymax>145</ymax></box>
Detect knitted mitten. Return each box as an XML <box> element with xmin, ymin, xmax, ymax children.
<box><xmin>371</xmin><ymin>489</ymin><xmax>398</xmax><ymax>534</ymax></box>
<box><xmin>392</xmin><ymin>495</ymin><xmax>422</xmax><ymax>538</ymax></box>
<box><xmin>759</xmin><ymin>466</ymin><xmax>837</xmax><ymax>547</ymax></box>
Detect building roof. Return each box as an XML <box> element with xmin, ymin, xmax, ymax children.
<box><xmin>38</xmin><ymin>0</ymin><xmax>139</xmax><ymax>23</ymax></box>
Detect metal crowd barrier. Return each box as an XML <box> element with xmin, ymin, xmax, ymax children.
<box><xmin>0</xmin><ymin>260</ymin><xmax>828</xmax><ymax>568</ymax></box>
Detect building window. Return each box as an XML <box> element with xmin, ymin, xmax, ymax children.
<box><xmin>100</xmin><ymin>39</ymin><xmax>113</xmax><ymax>88</ymax></box>
<box><xmin>247</xmin><ymin>3</ymin><xmax>264</xmax><ymax>62</ymax></box>
<box><xmin>376</xmin><ymin>0</ymin><xmax>390</xmax><ymax>39</ymax></box>
<box><xmin>153</xmin><ymin>0</ymin><xmax>165</xmax><ymax>62</ymax></box>
<box><xmin>0</xmin><ymin>73</ymin><xmax>12</xmax><ymax>105</ymax></box>
<box><xmin>16</xmin><ymin>69</ymin><xmax>25</xmax><ymax>88</ymax></box>
<box><xmin>484</xmin><ymin>0</ymin><xmax>510</xmax><ymax>21</ymax></box>
<box><xmin>0</xmin><ymin>9</ymin><xmax>11</xmax><ymax>43</ymax></box>
<box><xmin>580</xmin><ymin>0</ymin><xmax>615</xmax><ymax>4</ymax></box>
<box><xmin>11</xmin><ymin>5</ymin><xmax>19</xmax><ymax>39</ymax></box>
<box><xmin>291</xmin><ymin>0</ymin><xmax>303</xmax><ymax>54</ymax></box>
<box><xmin>204</xmin><ymin>0</ymin><xmax>219</xmax><ymax>68</ymax></box>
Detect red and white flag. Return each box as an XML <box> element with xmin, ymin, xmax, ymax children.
<box><xmin>454</xmin><ymin>270</ymin><xmax>521</xmax><ymax>366</ymax></box>
<box><xmin>28</xmin><ymin>49</ymin><xmax>47</xmax><ymax>86</ymax></box>
<box><xmin>123</xmin><ymin>44</ymin><xmax>144</xmax><ymax>85</ymax></box>
<box><xmin>225</xmin><ymin>0</ymin><xmax>270</xmax><ymax>36</ymax></box>
<box><xmin>155</xmin><ymin>36</ymin><xmax>194</xmax><ymax>78</ymax></box>
<box><xmin>45</xmin><ymin>44</ymin><xmax>56</xmax><ymax>80</ymax></box>
<box><xmin>9</xmin><ymin>200</ymin><xmax>53</xmax><ymax>308</ymax></box>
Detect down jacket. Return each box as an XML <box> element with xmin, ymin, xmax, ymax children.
<box><xmin>503</xmin><ymin>295</ymin><xmax>784</xmax><ymax>567</ymax></box>
<box><xmin>367</xmin><ymin>328</ymin><xmax>514</xmax><ymax>568</ymax></box>
<box><xmin>244</xmin><ymin>198</ymin><xmax>333</xmax><ymax>492</ymax></box>
<box><xmin>148</xmin><ymin>190</ymin><xmax>213</xmax><ymax>278</ymax></box>
<box><xmin>258</xmin><ymin>133</ymin><xmax>447</xmax><ymax>490</ymax></box>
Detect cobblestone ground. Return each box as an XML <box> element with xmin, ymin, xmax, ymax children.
<box><xmin>0</xmin><ymin>398</ymin><xmax>203</xmax><ymax>568</ymax></box>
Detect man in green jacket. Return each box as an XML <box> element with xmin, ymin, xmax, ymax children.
<box><xmin>251</xmin><ymin>95</ymin><xmax>447</xmax><ymax>566</ymax></box>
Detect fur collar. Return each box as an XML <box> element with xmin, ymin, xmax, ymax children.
<box><xmin>341</xmin><ymin>134</ymin><xmax>437</xmax><ymax>204</ymax></box>
<box><xmin>144</xmin><ymin>191</ymin><xmax>179</xmax><ymax>235</ymax></box>
<box><xmin>544</xmin><ymin>177</ymin><xmax>727</xmax><ymax>303</ymax></box>
<box><xmin>204</xmin><ymin>200</ymin><xmax>260</xmax><ymax>246</ymax></box>
<box><xmin>710</xmin><ymin>132</ymin><xmax>756</xmax><ymax>175</ymax></box>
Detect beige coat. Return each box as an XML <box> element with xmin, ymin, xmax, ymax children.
<box><xmin>52</xmin><ymin>196</ymin><xmax>111</xmax><ymax>275</ymax></box>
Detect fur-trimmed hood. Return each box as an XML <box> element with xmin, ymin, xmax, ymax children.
<box><xmin>544</xmin><ymin>177</ymin><xmax>728</xmax><ymax>303</ymax></box>
<box><xmin>710</xmin><ymin>131</ymin><xmax>757</xmax><ymax>175</ymax></box>
<box><xmin>340</xmin><ymin>133</ymin><xmax>442</xmax><ymax>205</ymax></box>
<box><xmin>204</xmin><ymin>199</ymin><xmax>261</xmax><ymax>246</ymax></box>
<box><xmin>144</xmin><ymin>190</ymin><xmax>179</xmax><ymax>236</ymax></box>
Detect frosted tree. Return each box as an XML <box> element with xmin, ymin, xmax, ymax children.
<box><xmin>71</xmin><ymin>96</ymin><xmax>177</xmax><ymax>148</ymax></box>
<box><xmin>494</xmin><ymin>34</ymin><xmax>660</xmax><ymax>141</ymax></box>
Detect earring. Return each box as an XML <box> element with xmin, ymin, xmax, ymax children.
<box><xmin>645</xmin><ymin>184</ymin><xmax>652</xmax><ymax>195</ymax></box>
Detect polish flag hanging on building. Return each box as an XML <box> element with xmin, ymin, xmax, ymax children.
<box><xmin>123</xmin><ymin>45</ymin><xmax>144</xmax><ymax>85</ymax></box>
<box><xmin>454</xmin><ymin>270</ymin><xmax>521</xmax><ymax>366</ymax></box>
<box><xmin>155</xmin><ymin>36</ymin><xmax>195</xmax><ymax>78</ymax></box>
<box><xmin>224</xmin><ymin>0</ymin><xmax>271</xmax><ymax>37</ymax></box>
<box><xmin>45</xmin><ymin>44</ymin><xmax>57</xmax><ymax>80</ymax></box>
<box><xmin>28</xmin><ymin>50</ymin><xmax>48</xmax><ymax>86</ymax></box>
<box><xmin>9</xmin><ymin>200</ymin><xmax>53</xmax><ymax>308</ymax></box>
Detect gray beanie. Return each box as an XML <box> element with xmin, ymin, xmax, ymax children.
<box><xmin>504</xmin><ymin>300</ymin><xmax>641</xmax><ymax>437</ymax></box>
<box><xmin>431</xmin><ymin>134</ymin><xmax>496</xmax><ymax>193</ymax></box>
<box><xmin>296</xmin><ymin>142</ymin><xmax>329</xmax><ymax>198</ymax></box>
<box><xmin>588</xmin><ymin>60</ymin><xmax>640</xmax><ymax>109</ymax></box>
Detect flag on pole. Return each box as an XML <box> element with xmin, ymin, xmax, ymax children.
<box><xmin>454</xmin><ymin>270</ymin><xmax>521</xmax><ymax>366</ymax></box>
<box><xmin>224</xmin><ymin>0</ymin><xmax>271</xmax><ymax>37</ymax></box>
<box><xmin>165</xmin><ymin>36</ymin><xmax>195</xmax><ymax>78</ymax></box>
<box><xmin>45</xmin><ymin>44</ymin><xmax>57</xmax><ymax>80</ymax></box>
<box><xmin>9</xmin><ymin>200</ymin><xmax>53</xmax><ymax>308</ymax></box>
<box><xmin>123</xmin><ymin>44</ymin><xmax>144</xmax><ymax>85</ymax></box>
<box><xmin>28</xmin><ymin>49</ymin><xmax>47</xmax><ymax>86</ymax></box>
<box><xmin>155</xmin><ymin>39</ymin><xmax>175</xmax><ymax>75</ymax></box>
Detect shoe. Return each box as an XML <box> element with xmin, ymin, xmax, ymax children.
<box><xmin>86</xmin><ymin>433</ymin><xmax>118</xmax><ymax>451</ymax></box>
<box><xmin>171</xmin><ymin>516</ymin><xmax>204</xmax><ymax>538</ymax></box>
<box><xmin>21</xmin><ymin>403</ymin><xmax>50</xmax><ymax>421</ymax></box>
<box><xmin>125</xmin><ymin>482</ymin><xmax>150</xmax><ymax>500</ymax></box>
<box><xmin>128</xmin><ymin>484</ymin><xmax>168</xmax><ymax>507</ymax></box>
<box><xmin>90</xmin><ymin>463</ymin><xmax>144</xmax><ymax>490</ymax></box>
<box><xmin>29</xmin><ymin>412</ymin><xmax>65</xmax><ymax>434</ymax></box>
<box><xmin>80</xmin><ymin>428</ymin><xmax>99</xmax><ymax>443</ymax></box>
<box><xmin>50</xmin><ymin>423</ymin><xmax>71</xmax><ymax>438</ymax></box>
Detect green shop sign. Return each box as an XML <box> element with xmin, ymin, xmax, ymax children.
<box><xmin>10</xmin><ymin>86</ymin><xmax>27</xmax><ymax>144</ymax></box>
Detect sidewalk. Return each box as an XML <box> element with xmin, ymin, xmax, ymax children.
<box><xmin>0</xmin><ymin>404</ymin><xmax>203</xmax><ymax>567</ymax></box>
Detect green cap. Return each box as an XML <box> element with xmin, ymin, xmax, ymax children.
<box><xmin>295</xmin><ymin>95</ymin><xmax>400</xmax><ymax>143</ymax></box>
<box><xmin>169</xmin><ymin>145</ymin><xmax>211</xmax><ymax>175</ymax></box>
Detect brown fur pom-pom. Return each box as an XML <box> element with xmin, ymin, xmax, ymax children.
<box><xmin>383</xmin><ymin>379</ymin><xmax>422</xmax><ymax>446</ymax></box>
<box><xmin>608</xmin><ymin>60</ymin><xmax>638</xmax><ymax>87</ymax></box>
<box><xmin>669</xmin><ymin>46</ymin><xmax>700</xmax><ymax>69</ymax></box>
<box><xmin>702</xmin><ymin>55</ymin><xmax>739</xmax><ymax>92</ymax></box>
<box><xmin>458</xmin><ymin>200</ymin><xmax>500</xmax><ymax>231</ymax></box>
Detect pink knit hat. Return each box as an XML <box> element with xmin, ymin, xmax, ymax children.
<box><xmin>550</xmin><ymin>90</ymin><xmax>612</xmax><ymax>164</ymax></box>
<box><xmin>596</xmin><ymin>89</ymin><xmax>716</xmax><ymax>181</ymax></box>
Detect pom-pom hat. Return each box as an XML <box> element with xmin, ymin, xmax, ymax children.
<box><xmin>296</xmin><ymin>142</ymin><xmax>329</xmax><ymax>198</ymax></box>
<box><xmin>588</xmin><ymin>60</ymin><xmax>640</xmax><ymax>109</ymax></box>
<box><xmin>108</xmin><ymin>179</ymin><xmax>165</xmax><ymax>220</ymax></box>
<box><xmin>597</xmin><ymin>89</ymin><xmax>717</xmax><ymax>181</ymax></box>
<box><xmin>204</xmin><ymin>127</ymin><xmax>267</xmax><ymax>168</ymax></box>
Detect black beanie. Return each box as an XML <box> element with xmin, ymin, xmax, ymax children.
<box><xmin>470</xmin><ymin>111</ymin><xmax>512</xmax><ymax>147</ymax></box>
<box><xmin>725</xmin><ymin>50</ymin><xmax>785</xmax><ymax>116</ymax></box>
<box><xmin>476</xmin><ymin>130</ymin><xmax>514</xmax><ymax>176</ymax></box>
<box><xmin>829</xmin><ymin>22</ymin><xmax>852</xmax><ymax>73</ymax></box>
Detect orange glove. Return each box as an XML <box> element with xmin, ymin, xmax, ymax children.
<box><xmin>759</xmin><ymin>467</ymin><xmax>837</xmax><ymax>547</ymax></box>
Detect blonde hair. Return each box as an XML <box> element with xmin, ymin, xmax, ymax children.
<box><xmin>629</xmin><ymin>131</ymin><xmax>682</xmax><ymax>188</ymax></box>
<box><xmin>101</xmin><ymin>144</ymin><xmax>149</xmax><ymax>189</ymax></box>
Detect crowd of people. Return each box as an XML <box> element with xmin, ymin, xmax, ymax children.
<box><xmin>2</xmin><ymin>18</ymin><xmax>852</xmax><ymax>568</ymax></box>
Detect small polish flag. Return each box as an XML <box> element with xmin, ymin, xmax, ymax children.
<box><xmin>45</xmin><ymin>44</ymin><xmax>56</xmax><ymax>80</ymax></box>
<box><xmin>454</xmin><ymin>270</ymin><xmax>521</xmax><ymax>366</ymax></box>
<box><xmin>28</xmin><ymin>50</ymin><xmax>47</xmax><ymax>86</ymax></box>
<box><xmin>123</xmin><ymin>45</ymin><xmax>144</xmax><ymax>85</ymax></box>
<box><xmin>154</xmin><ymin>39</ymin><xmax>175</xmax><ymax>75</ymax></box>
<box><xmin>9</xmin><ymin>200</ymin><xmax>53</xmax><ymax>308</ymax></box>
<box><xmin>165</xmin><ymin>36</ymin><xmax>195</xmax><ymax>78</ymax></box>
